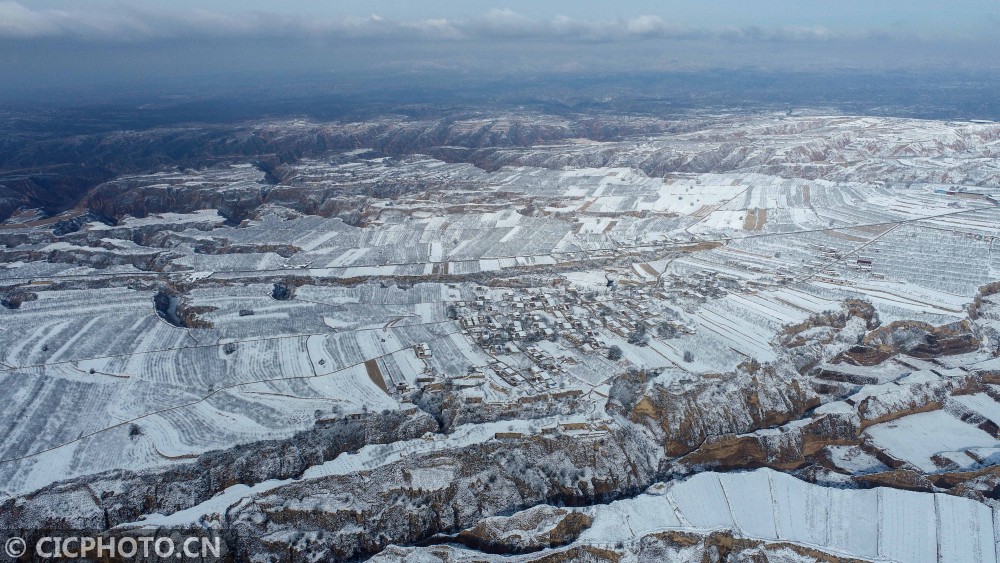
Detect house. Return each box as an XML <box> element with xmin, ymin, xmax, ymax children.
<box><xmin>415</xmin><ymin>343</ymin><xmax>432</xmax><ymax>358</ymax></box>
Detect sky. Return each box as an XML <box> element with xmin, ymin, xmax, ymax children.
<box><xmin>2</xmin><ymin>1</ymin><xmax>999</xmax><ymax>104</ymax></box>
<box><xmin>6</xmin><ymin>0</ymin><xmax>1000</xmax><ymax>37</ymax></box>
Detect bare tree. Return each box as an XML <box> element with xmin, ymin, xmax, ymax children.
<box><xmin>608</xmin><ymin>345</ymin><xmax>624</xmax><ymax>361</ymax></box>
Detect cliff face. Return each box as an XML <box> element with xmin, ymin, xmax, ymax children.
<box><xmin>0</xmin><ymin>410</ymin><xmax>437</xmax><ymax>531</ymax></box>
<box><xmin>850</xmin><ymin>320</ymin><xmax>981</xmax><ymax>363</ymax></box>
<box><xmin>451</xmin><ymin>506</ymin><xmax>593</xmax><ymax>554</ymax></box>
<box><xmin>374</xmin><ymin>529</ymin><xmax>878</xmax><ymax>562</ymax></box>
<box><xmin>225</xmin><ymin>430</ymin><xmax>658</xmax><ymax>561</ymax></box>
<box><xmin>610</xmin><ymin>365</ymin><xmax>820</xmax><ymax>458</ymax></box>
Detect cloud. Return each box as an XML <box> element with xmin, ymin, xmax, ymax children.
<box><xmin>0</xmin><ymin>2</ymin><xmax>382</xmax><ymax>42</ymax></box>
<box><xmin>719</xmin><ymin>25</ymin><xmax>841</xmax><ymax>42</ymax></box>
<box><xmin>403</xmin><ymin>18</ymin><xmax>465</xmax><ymax>40</ymax></box>
<box><xmin>471</xmin><ymin>8</ymin><xmax>541</xmax><ymax>38</ymax></box>
<box><xmin>0</xmin><ymin>1</ymin><xmax>155</xmax><ymax>40</ymax></box>
<box><xmin>0</xmin><ymin>2</ymin><xmax>968</xmax><ymax>46</ymax></box>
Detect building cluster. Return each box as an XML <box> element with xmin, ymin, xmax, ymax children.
<box><xmin>444</xmin><ymin>271</ymin><xmax>702</xmax><ymax>395</ymax></box>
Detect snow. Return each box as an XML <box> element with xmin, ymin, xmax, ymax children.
<box><xmin>118</xmin><ymin>414</ymin><xmax>591</xmax><ymax>529</ymax></box>
<box><xmin>407</xmin><ymin>466</ymin><xmax>457</xmax><ymax>491</ymax></box>
<box><xmin>6</xmin><ymin>114</ymin><xmax>1000</xmax><ymax>537</ymax></box>
<box><xmin>720</xmin><ymin>470</ymin><xmax>778</xmax><ymax>539</ymax></box>
<box><xmin>864</xmin><ymin>410</ymin><xmax>999</xmax><ymax>472</ymax></box>
<box><xmin>823</xmin><ymin>445</ymin><xmax>890</xmax><ymax>474</ymax></box>
<box><xmin>880</xmin><ymin>487</ymin><xmax>938</xmax><ymax>562</ymax></box>
<box><xmin>666</xmin><ymin>473</ymin><xmax>737</xmax><ymax>530</ymax></box>
<box><xmin>953</xmin><ymin>393</ymin><xmax>1000</xmax><ymax>426</ymax></box>
<box><xmin>577</xmin><ymin>469</ymin><xmax>996</xmax><ymax>563</ymax></box>
<box><xmin>936</xmin><ymin>493</ymin><xmax>996</xmax><ymax>563</ymax></box>
<box><xmin>122</xmin><ymin>480</ymin><xmax>287</xmax><ymax>528</ymax></box>
<box><xmin>581</xmin><ymin>494</ymin><xmax>682</xmax><ymax>541</ymax></box>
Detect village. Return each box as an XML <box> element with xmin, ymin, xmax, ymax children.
<box><xmin>400</xmin><ymin>265</ymin><xmax>754</xmax><ymax>403</ymax></box>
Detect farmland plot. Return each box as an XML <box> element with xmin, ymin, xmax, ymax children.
<box><xmin>579</xmin><ymin>469</ymin><xmax>995</xmax><ymax>563</ymax></box>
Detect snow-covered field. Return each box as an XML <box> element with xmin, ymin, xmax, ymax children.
<box><xmin>2</xmin><ymin>112</ymin><xmax>1000</xmax><ymax>560</ymax></box>
<box><xmin>581</xmin><ymin>469</ymin><xmax>996</xmax><ymax>563</ymax></box>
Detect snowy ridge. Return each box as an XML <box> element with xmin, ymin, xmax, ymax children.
<box><xmin>578</xmin><ymin>469</ymin><xmax>996</xmax><ymax>563</ymax></box>
<box><xmin>117</xmin><ymin>413</ymin><xmax>592</xmax><ymax>529</ymax></box>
